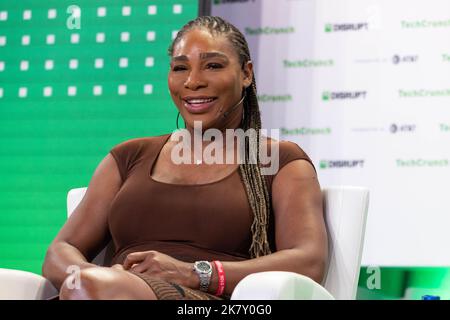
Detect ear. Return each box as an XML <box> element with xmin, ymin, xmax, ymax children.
<box><xmin>242</xmin><ymin>60</ymin><xmax>253</xmax><ymax>88</ymax></box>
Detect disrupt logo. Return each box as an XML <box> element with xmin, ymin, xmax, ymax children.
<box><xmin>322</xmin><ymin>91</ymin><xmax>367</xmax><ymax>101</ymax></box>
<box><xmin>281</xmin><ymin>127</ymin><xmax>332</xmax><ymax>135</ymax></box>
<box><xmin>214</xmin><ymin>0</ymin><xmax>255</xmax><ymax>4</ymax></box>
<box><xmin>257</xmin><ymin>94</ymin><xmax>292</xmax><ymax>102</ymax></box>
<box><xmin>392</xmin><ymin>54</ymin><xmax>418</xmax><ymax>64</ymax></box>
<box><xmin>320</xmin><ymin>160</ymin><xmax>365</xmax><ymax>169</ymax></box>
<box><xmin>440</xmin><ymin>123</ymin><xmax>450</xmax><ymax>132</ymax></box>
<box><xmin>245</xmin><ymin>26</ymin><xmax>295</xmax><ymax>36</ymax></box>
<box><xmin>396</xmin><ymin>159</ymin><xmax>449</xmax><ymax>167</ymax></box>
<box><xmin>325</xmin><ymin>22</ymin><xmax>369</xmax><ymax>32</ymax></box>
<box><xmin>389</xmin><ymin>123</ymin><xmax>416</xmax><ymax>133</ymax></box>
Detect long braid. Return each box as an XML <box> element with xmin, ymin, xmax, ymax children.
<box><xmin>241</xmin><ymin>78</ymin><xmax>272</xmax><ymax>257</ymax></box>
<box><xmin>169</xmin><ymin>16</ymin><xmax>272</xmax><ymax>258</ymax></box>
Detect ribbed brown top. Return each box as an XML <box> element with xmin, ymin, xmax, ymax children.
<box><xmin>108</xmin><ymin>133</ymin><xmax>315</xmax><ymax>265</ymax></box>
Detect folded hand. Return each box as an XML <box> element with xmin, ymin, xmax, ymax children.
<box><xmin>122</xmin><ymin>250</ymin><xmax>198</xmax><ymax>289</ymax></box>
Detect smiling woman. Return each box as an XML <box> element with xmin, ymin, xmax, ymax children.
<box><xmin>42</xmin><ymin>16</ymin><xmax>328</xmax><ymax>300</ymax></box>
<box><xmin>168</xmin><ymin>27</ymin><xmax>251</xmax><ymax>129</ymax></box>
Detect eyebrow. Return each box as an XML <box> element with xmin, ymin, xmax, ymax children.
<box><xmin>171</xmin><ymin>52</ymin><xmax>229</xmax><ymax>62</ymax></box>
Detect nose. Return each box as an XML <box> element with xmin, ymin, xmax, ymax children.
<box><xmin>184</xmin><ymin>70</ymin><xmax>207</xmax><ymax>90</ymax></box>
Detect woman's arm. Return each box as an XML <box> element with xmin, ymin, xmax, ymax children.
<box><xmin>42</xmin><ymin>153</ymin><xmax>122</xmax><ymax>290</ymax></box>
<box><xmin>209</xmin><ymin>159</ymin><xmax>328</xmax><ymax>296</ymax></box>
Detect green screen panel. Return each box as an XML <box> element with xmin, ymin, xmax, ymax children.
<box><xmin>357</xmin><ymin>267</ymin><xmax>450</xmax><ymax>300</ymax></box>
<box><xmin>0</xmin><ymin>0</ymin><xmax>198</xmax><ymax>274</ymax></box>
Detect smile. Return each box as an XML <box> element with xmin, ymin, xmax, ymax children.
<box><xmin>183</xmin><ymin>96</ymin><xmax>218</xmax><ymax>114</ymax></box>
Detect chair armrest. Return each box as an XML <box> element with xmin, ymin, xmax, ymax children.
<box><xmin>231</xmin><ymin>271</ymin><xmax>335</xmax><ymax>300</ymax></box>
<box><xmin>0</xmin><ymin>268</ymin><xmax>58</xmax><ymax>300</ymax></box>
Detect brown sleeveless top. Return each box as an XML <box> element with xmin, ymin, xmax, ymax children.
<box><xmin>108</xmin><ymin>133</ymin><xmax>315</xmax><ymax>265</ymax></box>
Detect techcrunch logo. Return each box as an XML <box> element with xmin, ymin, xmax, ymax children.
<box><xmin>401</xmin><ymin>19</ymin><xmax>450</xmax><ymax>29</ymax></box>
<box><xmin>245</xmin><ymin>26</ymin><xmax>295</xmax><ymax>36</ymax></box>
<box><xmin>322</xmin><ymin>91</ymin><xmax>367</xmax><ymax>101</ymax></box>
<box><xmin>281</xmin><ymin>127</ymin><xmax>331</xmax><ymax>135</ymax></box>
<box><xmin>325</xmin><ymin>22</ymin><xmax>369</xmax><ymax>32</ymax></box>
<box><xmin>399</xmin><ymin>89</ymin><xmax>450</xmax><ymax>98</ymax></box>
<box><xmin>396</xmin><ymin>159</ymin><xmax>449</xmax><ymax>167</ymax></box>
<box><xmin>284</xmin><ymin>59</ymin><xmax>334</xmax><ymax>68</ymax></box>
<box><xmin>443</xmin><ymin>54</ymin><xmax>450</xmax><ymax>62</ymax></box>
<box><xmin>213</xmin><ymin>0</ymin><xmax>255</xmax><ymax>4</ymax></box>
<box><xmin>257</xmin><ymin>94</ymin><xmax>292</xmax><ymax>103</ymax></box>
<box><xmin>320</xmin><ymin>160</ymin><xmax>365</xmax><ymax>169</ymax></box>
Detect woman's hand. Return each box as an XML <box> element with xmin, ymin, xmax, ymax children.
<box><xmin>110</xmin><ymin>264</ymin><xmax>125</xmax><ymax>271</ymax></box>
<box><xmin>122</xmin><ymin>250</ymin><xmax>199</xmax><ymax>289</ymax></box>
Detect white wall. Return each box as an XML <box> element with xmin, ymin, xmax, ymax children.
<box><xmin>212</xmin><ymin>0</ymin><xmax>450</xmax><ymax>266</ymax></box>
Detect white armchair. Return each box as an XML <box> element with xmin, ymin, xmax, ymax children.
<box><xmin>0</xmin><ymin>186</ymin><xmax>369</xmax><ymax>300</ymax></box>
<box><xmin>231</xmin><ymin>186</ymin><xmax>370</xmax><ymax>300</ymax></box>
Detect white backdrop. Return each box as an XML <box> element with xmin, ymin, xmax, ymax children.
<box><xmin>212</xmin><ymin>0</ymin><xmax>450</xmax><ymax>266</ymax></box>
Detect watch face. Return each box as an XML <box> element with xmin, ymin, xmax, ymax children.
<box><xmin>196</xmin><ymin>261</ymin><xmax>211</xmax><ymax>273</ymax></box>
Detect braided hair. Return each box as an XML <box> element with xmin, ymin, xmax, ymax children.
<box><xmin>168</xmin><ymin>16</ymin><xmax>272</xmax><ymax>258</ymax></box>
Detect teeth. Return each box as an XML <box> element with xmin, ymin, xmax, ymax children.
<box><xmin>187</xmin><ymin>98</ymin><xmax>215</xmax><ymax>104</ymax></box>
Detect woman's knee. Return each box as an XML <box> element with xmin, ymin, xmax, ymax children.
<box><xmin>59</xmin><ymin>266</ymin><xmax>158</xmax><ymax>300</ymax></box>
<box><xmin>59</xmin><ymin>267</ymin><xmax>113</xmax><ymax>300</ymax></box>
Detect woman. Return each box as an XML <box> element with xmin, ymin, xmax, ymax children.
<box><xmin>42</xmin><ymin>16</ymin><xmax>328</xmax><ymax>300</ymax></box>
